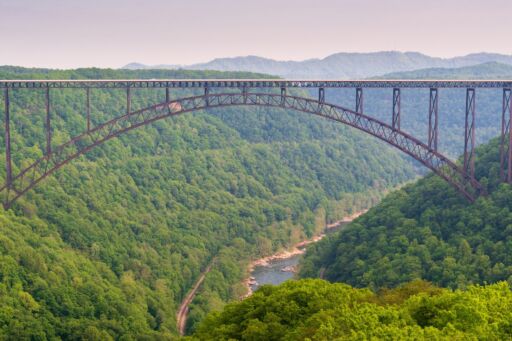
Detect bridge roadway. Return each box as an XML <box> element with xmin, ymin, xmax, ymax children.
<box><xmin>1</xmin><ymin>79</ymin><xmax>512</xmax><ymax>89</ymax></box>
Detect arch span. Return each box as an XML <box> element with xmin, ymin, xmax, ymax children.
<box><xmin>0</xmin><ymin>92</ymin><xmax>483</xmax><ymax>208</ymax></box>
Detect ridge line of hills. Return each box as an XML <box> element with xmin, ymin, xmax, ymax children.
<box><xmin>123</xmin><ymin>51</ymin><xmax>512</xmax><ymax>79</ymax></box>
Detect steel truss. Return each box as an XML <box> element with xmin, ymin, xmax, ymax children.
<box><xmin>428</xmin><ymin>88</ymin><xmax>439</xmax><ymax>151</ymax></box>
<box><xmin>355</xmin><ymin>88</ymin><xmax>363</xmax><ymax>114</ymax></box>
<box><xmin>0</xmin><ymin>92</ymin><xmax>484</xmax><ymax>209</ymax></box>
<box><xmin>392</xmin><ymin>88</ymin><xmax>401</xmax><ymax>130</ymax></box>
<box><xmin>2</xmin><ymin>80</ymin><xmax>512</xmax><ymax>89</ymax></box>
<box><xmin>464</xmin><ymin>89</ymin><xmax>476</xmax><ymax>179</ymax></box>
<box><xmin>501</xmin><ymin>88</ymin><xmax>512</xmax><ymax>183</ymax></box>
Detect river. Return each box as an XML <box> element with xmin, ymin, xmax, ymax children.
<box><xmin>246</xmin><ymin>211</ymin><xmax>365</xmax><ymax>294</ymax></box>
<box><xmin>249</xmin><ymin>254</ymin><xmax>302</xmax><ymax>291</ymax></box>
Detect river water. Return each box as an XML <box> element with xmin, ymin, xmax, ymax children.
<box><xmin>249</xmin><ymin>222</ymin><xmax>348</xmax><ymax>292</ymax></box>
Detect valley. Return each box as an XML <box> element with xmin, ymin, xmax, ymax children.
<box><xmin>0</xmin><ymin>67</ymin><xmax>412</xmax><ymax>338</ymax></box>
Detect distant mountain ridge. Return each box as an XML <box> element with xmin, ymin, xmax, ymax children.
<box><xmin>376</xmin><ymin>61</ymin><xmax>512</xmax><ymax>79</ymax></box>
<box><xmin>123</xmin><ymin>51</ymin><xmax>512</xmax><ymax>79</ymax></box>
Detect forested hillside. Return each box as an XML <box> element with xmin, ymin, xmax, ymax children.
<box><xmin>379</xmin><ymin>61</ymin><xmax>512</xmax><ymax>79</ymax></box>
<box><xmin>192</xmin><ymin>279</ymin><xmax>512</xmax><ymax>340</ymax></box>
<box><xmin>197</xmin><ymin>136</ymin><xmax>512</xmax><ymax>340</ymax></box>
<box><xmin>0</xmin><ymin>67</ymin><xmax>414</xmax><ymax>339</ymax></box>
<box><xmin>300</xmin><ymin>137</ymin><xmax>512</xmax><ymax>290</ymax></box>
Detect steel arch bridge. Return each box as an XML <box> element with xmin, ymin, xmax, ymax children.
<box><xmin>1</xmin><ymin>79</ymin><xmax>512</xmax><ymax>209</ymax></box>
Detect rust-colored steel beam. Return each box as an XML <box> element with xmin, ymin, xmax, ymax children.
<box><xmin>45</xmin><ymin>87</ymin><xmax>51</xmax><ymax>155</ymax></box>
<box><xmin>4</xmin><ymin>88</ymin><xmax>12</xmax><ymax>189</ymax></box>
<box><xmin>428</xmin><ymin>88</ymin><xmax>439</xmax><ymax>151</ymax></box>
<box><xmin>126</xmin><ymin>86</ymin><xmax>131</xmax><ymax>114</ymax></box>
<box><xmin>356</xmin><ymin>87</ymin><xmax>363</xmax><ymax>114</ymax></box>
<box><xmin>392</xmin><ymin>88</ymin><xmax>401</xmax><ymax>130</ymax></box>
<box><xmin>501</xmin><ymin>88</ymin><xmax>512</xmax><ymax>183</ymax></box>
<box><xmin>464</xmin><ymin>88</ymin><xmax>476</xmax><ymax>179</ymax></box>
<box><xmin>86</xmin><ymin>87</ymin><xmax>91</xmax><ymax>132</ymax></box>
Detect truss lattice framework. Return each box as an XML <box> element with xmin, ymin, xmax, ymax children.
<box><xmin>0</xmin><ymin>93</ymin><xmax>484</xmax><ymax>209</ymax></box>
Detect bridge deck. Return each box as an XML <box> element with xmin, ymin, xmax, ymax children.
<box><xmin>1</xmin><ymin>79</ymin><xmax>512</xmax><ymax>89</ymax></box>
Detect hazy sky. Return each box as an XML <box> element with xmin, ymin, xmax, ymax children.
<box><xmin>1</xmin><ymin>0</ymin><xmax>511</xmax><ymax>69</ymax></box>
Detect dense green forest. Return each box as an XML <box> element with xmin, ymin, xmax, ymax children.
<box><xmin>300</xmin><ymin>137</ymin><xmax>512</xmax><ymax>290</ymax></box>
<box><xmin>0</xmin><ymin>67</ymin><xmax>414</xmax><ymax>339</ymax></box>
<box><xmin>193</xmin><ymin>135</ymin><xmax>512</xmax><ymax>341</ymax></box>
<box><xmin>192</xmin><ymin>278</ymin><xmax>512</xmax><ymax>340</ymax></box>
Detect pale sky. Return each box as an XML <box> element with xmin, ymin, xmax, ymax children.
<box><xmin>1</xmin><ymin>0</ymin><xmax>511</xmax><ymax>69</ymax></box>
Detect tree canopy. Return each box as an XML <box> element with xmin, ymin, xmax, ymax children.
<box><xmin>301</xmin><ymin>137</ymin><xmax>512</xmax><ymax>290</ymax></box>
<box><xmin>193</xmin><ymin>278</ymin><xmax>512</xmax><ymax>340</ymax></box>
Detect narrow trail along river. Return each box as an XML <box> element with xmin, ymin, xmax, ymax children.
<box><xmin>177</xmin><ymin>210</ymin><xmax>366</xmax><ymax>335</ymax></box>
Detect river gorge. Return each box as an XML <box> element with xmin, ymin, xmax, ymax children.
<box><xmin>244</xmin><ymin>210</ymin><xmax>367</xmax><ymax>296</ymax></box>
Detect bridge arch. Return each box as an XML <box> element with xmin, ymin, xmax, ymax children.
<box><xmin>0</xmin><ymin>92</ymin><xmax>483</xmax><ymax>209</ymax></box>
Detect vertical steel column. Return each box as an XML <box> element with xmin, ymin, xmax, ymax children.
<box><xmin>280</xmin><ymin>87</ymin><xmax>286</xmax><ymax>106</ymax></box>
<box><xmin>242</xmin><ymin>86</ymin><xmax>248</xmax><ymax>104</ymax></box>
<box><xmin>126</xmin><ymin>86</ymin><xmax>131</xmax><ymax>114</ymax></box>
<box><xmin>509</xmin><ymin>104</ymin><xmax>512</xmax><ymax>184</ymax></box>
<box><xmin>428</xmin><ymin>88</ymin><xmax>439</xmax><ymax>151</ymax></box>
<box><xmin>204</xmin><ymin>86</ymin><xmax>209</xmax><ymax>106</ymax></box>
<box><xmin>392</xmin><ymin>88</ymin><xmax>401</xmax><ymax>130</ymax></box>
<box><xmin>86</xmin><ymin>87</ymin><xmax>91</xmax><ymax>132</ymax></box>
<box><xmin>166</xmin><ymin>87</ymin><xmax>170</xmax><ymax>103</ymax></box>
<box><xmin>4</xmin><ymin>88</ymin><xmax>12</xmax><ymax>189</ymax></box>
<box><xmin>464</xmin><ymin>88</ymin><xmax>476</xmax><ymax>178</ymax></box>
<box><xmin>500</xmin><ymin>88</ymin><xmax>512</xmax><ymax>183</ymax></box>
<box><xmin>318</xmin><ymin>87</ymin><xmax>325</xmax><ymax>103</ymax></box>
<box><xmin>355</xmin><ymin>87</ymin><xmax>363</xmax><ymax>114</ymax></box>
<box><xmin>45</xmin><ymin>87</ymin><xmax>51</xmax><ymax>155</ymax></box>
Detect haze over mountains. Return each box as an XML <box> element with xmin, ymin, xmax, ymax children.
<box><xmin>124</xmin><ymin>51</ymin><xmax>512</xmax><ymax>79</ymax></box>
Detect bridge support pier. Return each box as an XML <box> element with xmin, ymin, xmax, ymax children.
<box><xmin>126</xmin><ymin>87</ymin><xmax>131</xmax><ymax>114</ymax></box>
<box><xmin>4</xmin><ymin>88</ymin><xmax>12</xmax><ymax>195</ymax></box>
<box><xmin>464</xmin><ymin>88</ymin><xmax>476</xmax><ymax>179</ymax></box>
<box><xmin>204</xmin><ymin>87</ymin><xmax>209</xmax><ymax>107</ymax></box>
<box><xmin>355</xmin><ymin>88</ymin><xmax>363</xmax><ymax>114</ymax></box>
<box><xmin>242</xmin><ymin>86</ymin><xmax>248</xmax><ymax>103</ymax></box>
<box><xmin>46</xmin><ymin>87</ymin><xmax>51</xmax><ymax>155</ymax></box>
<box><xmin>86</xmin><ymin>87</ymin><xmax>91</xmax><ymax>132</ymax></box>
<box><xmin>281</xmin><ymin>87</ymin><xmax>286</xmax><ymax>106</ymax></box>
<box><xmin>318</xmin><ymin>87</ymin><xmax>325</xmax><ymax>103</ymax></box>
<box><xmin>428</xmin><ymin>88</ymin><xmax>439</xmax><ymax>151</ymax></box>
<box><xmin>392</xmin><ymin>88</ymin><xmax>401</xmax><ymax>130</ymax></box>
<box><xmin>166</xmin><ymin>87</ymin><xmax>170</xmax><ymax>103</ymax></box>
<box><xmin>501</xmin><ymin>88</ymin><xmax>512</xmax><ymax>183</ymax></box>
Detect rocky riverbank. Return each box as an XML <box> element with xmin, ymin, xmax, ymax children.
<box><xmin>242</xmin><ymin>210</ymin><xmax>367</xmax><ymax>297</ymax></box>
